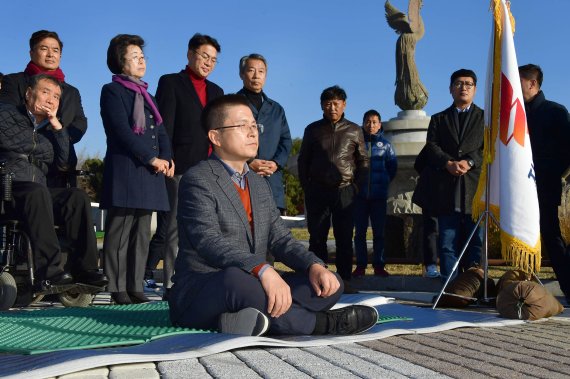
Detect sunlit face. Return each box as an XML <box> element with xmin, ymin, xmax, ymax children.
<box><xmin>321</xmin><ymin>99</ymin><xmax>346</xmax><ymax>123</ymax></box>
<box><xmin>240</xmin><ymin>58</ymin><xmax>266</xmax><ymax>93</ymax></box>
<box><xmin>209</xmin><ymin>104</ymin><xmax>259</xmax><ymax>163</ymax></box>
<box><xmin>364</xmin><ymin>115</ymin><xmax>381</xmax><ymax>135</ymax></box>
<box><xmin>30</xmin><ymin>37</ymin><xmax>61</xmax><ymax>71</ymax></box>
<box><xmin>187</xmin><ymin>44</ymin><xmax>218</xmax><ymax>79</ymax></box>
<box><xmin>519</xmin><ymin>76</ymin><xmax>539</xmax><ymax>103</ymax></box>
<box><xmin>25</xmin><ymin>78</ymin><xmax>62</xmax><ymax>119</ymax></box>
<box><xmin>450</xmin><ymin>76</ymin><xmax>476</xmax><ymax>108</ymax></box>
<box><xmin>122</xmin><ymin>45</ymin><xmax>146</xmax><ymax>79</ymax></box>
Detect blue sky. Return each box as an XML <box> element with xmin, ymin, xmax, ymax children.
<box><xmin>2</xmin><ymin>0</ymin><xmax>569</xmax><ymax>158</ymax></box>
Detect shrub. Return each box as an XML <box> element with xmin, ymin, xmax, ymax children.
<box><xmin>284</xmin><ymin>138</ymin><xmax>304</xmax><ymax>216</ymax></box>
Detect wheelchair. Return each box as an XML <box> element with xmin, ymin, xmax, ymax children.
<box><xmin>0</xmin><ymin>161</ymin><xmax>104</xmax><ymax>310</ymax></box>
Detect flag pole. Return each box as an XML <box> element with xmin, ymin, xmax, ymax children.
<box><xmin>481</xmin><ymin>0</ymin><xmax>502</xmax><ymax>302</ymax></box>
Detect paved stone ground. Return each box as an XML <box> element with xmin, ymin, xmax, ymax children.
<box><xmin>42</xmin><ymin>281</ymin><xmax>569</xmax><ymax>379</ymax></box>
<box><xmin>54</xmin><ymin>317</ymin><xmax>570</xmax><ymax>379</ymax></box>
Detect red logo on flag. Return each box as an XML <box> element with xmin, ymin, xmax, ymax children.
<box><xmin>500</xmin><ymin>73</ymin><xmax>526</xmax><ymax>147</ymax></box>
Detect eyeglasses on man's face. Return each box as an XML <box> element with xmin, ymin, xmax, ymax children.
<box><xmin>453</xmin><ymin>81</ymin><xmax>475</xmax><ymax>89</ymax></box>
<box><xmin>214</xmin><ymin>123</ymin><xmax>263</xmax><ymax>134</ymax></box>
<box><xmin>194</xmin><ymin>50</ymin><xmax>218</xmax><ymax>64</ymax></box>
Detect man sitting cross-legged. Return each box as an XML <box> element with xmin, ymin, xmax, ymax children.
<box><xmin>168</xmin><ymin>94</ymin><xmax>378</xmax><ymax>336</ymax></box>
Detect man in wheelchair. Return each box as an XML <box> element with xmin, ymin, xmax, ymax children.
<box><xmin>0</xmin><ymin>74</ymin><xmax>107</xmax><ymax>291</ymax></box>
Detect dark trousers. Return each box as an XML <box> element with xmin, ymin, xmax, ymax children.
<box><xmin>305</xmin><ymin>185</ymin><xmax>355</xmax><ymax>280</ymax></box>
<box><xmin>103</xmin><ymin>208</ymin><xmax>152</xmax><ymax>293</ymax></box>
<box><xmin>423</xmin><ymin>213</ymin><xmax>439</xmax><ymax>266</ymax></box>
<box><xmin>539</xmin><ymin>198</ymin><xmax>570</xmax><ymax>298</ymax></box>
<box><xmin>438</xmin><ymin>212</ymin><xmax>482</xmax><ymax>282</ymax></box>
<box><xmin>145</xmin><ymin>209</ymin><xmax>167</xmax><ymax>279</ymax></box>
<box><xmin>353</xmin><ymin>197</ymin><xmax>387</xmax><ymax>268</ymax></box>
<box><xmin>170</xmin><ymin>267</ymin><xmax>343</xmax><ymax>335</ymax></box>
<box><xmin>11</xmin><ymin>182</ymin><xmax>99</xmax><ymax>281</ymax></box>
<box><xmin>162</xmin><ymin>175</ymin><xmax>181</xmax><ymax>288</ymax></box>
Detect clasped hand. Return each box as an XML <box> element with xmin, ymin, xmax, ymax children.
<box><xmin>150</xmin><ymin>158</ymin><xmax>175</xmax><ymax>177</ymax></box>
<box><xmin>249</xmin><ymin>159</ymin><xmax>277</xmax><ymax>177</ymax></box>
<box><xmin>446</xmin><ymin>160</ymin><xmax>471</xmax><ymax>177</ymax></box>
<box><xmin>260</xmin><ymin>264</ymin><xmax>340</xmax><ymax>318</ymax></box>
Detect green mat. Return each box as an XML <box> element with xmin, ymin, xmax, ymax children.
<box><xmin>0</xmin><ymin>302</ymin><xmax>411</xmax><ymax>355</ymax></box>
<box><xmin>377</xmin><ymin>314</ymin><xmax>412</xmax><ymax>323</ymax></box>
<box><xmin>0</xmin><ymin>302</ymin><xmax>211</xmax><ymax>355</ymax></box>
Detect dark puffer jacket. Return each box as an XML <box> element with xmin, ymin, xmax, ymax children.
<box><xmin>0</xmin><ymin>103</ymin><xmax>70</xmax><ymax>185</ymax></box>
<box><xmin>357</xmin><ymin>130</ymin><xmax>397</xmax><ymax>200</ymax></box>
<box><xmin>298</xmin><ymin>116</ymin><xmax>369</xmax><ymax>189</ymax></box>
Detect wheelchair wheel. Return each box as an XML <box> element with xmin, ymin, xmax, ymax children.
<box><xmin>58</xmin><ymin>291</ymin><xmax>94</xmax><ymax>307</ymax></box>
<box><xmin>0</xmin><ymin>271</ymin><xmax>17</xmax><ymax>310</ymax></box>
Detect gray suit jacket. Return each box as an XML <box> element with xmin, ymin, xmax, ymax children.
<box><xmin>173</xmin><ymin>158</ymin><xmax>322</xmax><ymax>284</ymax></box>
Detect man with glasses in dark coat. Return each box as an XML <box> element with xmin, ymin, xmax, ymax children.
<box><xmin>422</xmin><ymin>69</ymin><xmax>484</xmax><ymax>283</ymax></box>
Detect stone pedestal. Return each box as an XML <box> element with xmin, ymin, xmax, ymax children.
<box><xmin>382</xmin><ymin>110</ymin><xmax>431</xmax><ymax>262</ymax></box>
<box><xmin>383</xmin><ymin>110</ymin><xmax>431</xmax><ymax>156</ymax></box>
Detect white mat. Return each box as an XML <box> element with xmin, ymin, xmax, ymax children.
<box><xmin>1</xmin><ymin>294</ymin><xmax>525</xmax><ymax>379</ymax></box>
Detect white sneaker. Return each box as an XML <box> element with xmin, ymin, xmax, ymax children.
<box><xmin>424</xmin><ymin>264</ymin><xmax>441</xmax><ymax>278</ymax></box>
<box><xmin>218</xmin><ymin>307</ymin><xmax>270</xmax><ymax>336</ymax></box>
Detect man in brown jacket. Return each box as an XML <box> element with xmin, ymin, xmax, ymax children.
<box><xmin>298</xmin><ymin>85</ymin><xmax>369</xmax><ymax>281</ymax></box>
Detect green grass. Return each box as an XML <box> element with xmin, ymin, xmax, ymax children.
<box><xmin>288</xmin><ymin>227</ymin><xmax>556</xmax><ymax>279</ymax></box>
<box><xmin>274</xmin><ymin>262</ymin><xmax>556</xmax><ymax>279</ymax></box>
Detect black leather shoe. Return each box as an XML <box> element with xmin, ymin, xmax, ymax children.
<box><xmin>34</xmin><ymin>271</ymin><xmax>74</xmax><ymax>293</ymax></box>
<box><xmin>128</xmin><ymin>292</ymin><xmax>150</xmax><ymax>304</ymax></box>
<box><xmin>111</xmin><ymin>292</ymin><xmax>132</xmax><ymax>305</ymax></box>
<box><xmin>325</xmin><ymin>305</ymin><xmax>378</xmax><ymax>335</ymax></box>
<box><xmin>74</xmin><ymin>270</ymin><xmax>109</xmax><ymax>287</ymax></box>
<box><xmin>48</xmin><ymin>271</ymin><xmax>74</xmax><ymax>286</ymax></box>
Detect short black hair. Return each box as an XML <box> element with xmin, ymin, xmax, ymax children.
<box><xmin>202</xmin><ymin>94</ymin><xmax>250</xmax><ymax>134</ymax></box>
<box><xmin>450</xmin><ymin>69</ymin><xmax>477</xmax><ymax>87</ymax></box>
<box><xmin>239</xmin><ymin>53</ymin><xmax>267</xmax><ymax>75</ymax></box>
<box><xmin>188</xmin><ymin>33</ymin><xmax>221</xmax><ymax>53</ymax></box>
<box><xmin>106</xmin><ymin>34</ymin><xmax>145</xmax><ymax>75</ymax></box>
<box><xmin>363</xmin><ymin>109</ymin><xmax>381</xmax><ymax>123</ymax></box>
<box><xmin>28</xmin><ymin>73</ymin><xmax>62</xmax><ymax>93</ymax></box>
<box><xmin>519</xmin><ymin>64</ymin><xmax>543</xmax><ymax>87</ymax></box>
<box><xmin>320</xmin><ymin>85</ymin><xmax>347</xmax><ymax>103</ymax></box>
<box><xmin>29</xmin><ymin>30</ymin><xmax>63</xmax><ymax>51</ymax></box>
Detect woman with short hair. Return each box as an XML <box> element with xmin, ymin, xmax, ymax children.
<box><xmin>100</xmin><ymin>34</ymin><xmax>173</xmax><ymax>304</ymax></box>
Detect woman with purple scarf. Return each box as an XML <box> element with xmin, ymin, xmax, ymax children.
<box><xmin>100</xmin><ymin>34</ymin><xmax>173</xmax><ymax>305</ymax></box>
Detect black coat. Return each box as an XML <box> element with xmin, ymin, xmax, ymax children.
<box><xmin>155</xmin><ymin>71</ymin><xmax>223</xmax><ymax>175</ymax></box>
<box><xmin>525</xmin><ymin>91</ymin><xmax>570</xmax><ymax>205</ymax></box>
<box><xmin>0</xmin><ymin>72</ymin><xmax>87</xmax><ymax>187</ymax></box>
<box><xmin>99</xmin><ymin>82</ymin><xmax>171</xmax><ymax>211</ymax></box>
<box><xmin>420</xmin><ymin>104</ymin><xmax>484</xmax><ymax>215</ymax></box>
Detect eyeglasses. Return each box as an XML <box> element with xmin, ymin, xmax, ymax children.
<box><xmin>194</xmin><ymin>50</ymin><xmax>218</xmax><ymax>64</ymax></box>
<box><xmin>453</xmin><ymin>81</ymin><xmax>475</xmax><ymax>89</ymax></box>
<box><xmin>127</xmin><ymin>55</ymin><xmax>147</xmax><ymax>63</ymax></box>
<box><xmin>214</xmin><ymin>123</ymin><xmax>263</xmax><ymax>134</ymax></box>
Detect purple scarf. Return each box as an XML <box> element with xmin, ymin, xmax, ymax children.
<box><xmin>112</xmin><ymin>75</ymin><xmax>163</xmax><ymax>135</ymax></box>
